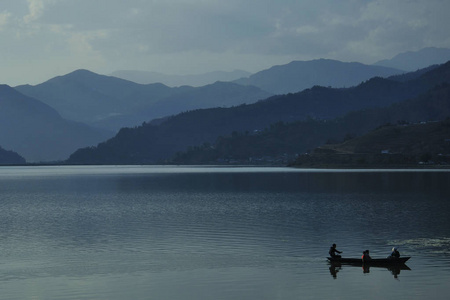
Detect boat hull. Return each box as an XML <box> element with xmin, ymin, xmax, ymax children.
<box><xmin>327</xmin><ymin>256</ymin><xmax>410</xmax><ymax>266</ymax></box>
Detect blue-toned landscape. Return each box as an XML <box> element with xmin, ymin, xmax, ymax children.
<box><xmin>1</xmin><ymin>2</ymin><xmax>450</xmax><ymax>299</ymax></box>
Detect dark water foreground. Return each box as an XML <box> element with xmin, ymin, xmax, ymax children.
<box><xmin>0</xmin><ymin>166</ymin><xmax>449</xmax><ymax>299</ymax></box>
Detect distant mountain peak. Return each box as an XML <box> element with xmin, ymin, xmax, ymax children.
<box><xmin>41</xmin><ymin>69</ymin><xmax>102</xmax><ymax>85</ymax></box>
<box><xmin>374</xmin><ymin>47</ymin><xmax>450</xmax><ymax>71</ymax></box>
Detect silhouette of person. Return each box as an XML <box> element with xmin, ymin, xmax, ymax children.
<box><xmin>362</xmin><ymin>250</ymin><xmax>371</xmax><ymax>262</ymax></box>
<box><xmin>329</xmin><ymin>243</ymin><xmax>342</xmax><ymax>258</ymax></box>
<box><xmin>388</xmin><ymin>247</ymin><xmax>400</xmax><ymax>259</ymax></box>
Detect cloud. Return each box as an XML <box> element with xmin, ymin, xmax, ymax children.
<box><xmin>23</xmin><ymin>0</ymin><xmax>46</xmax><ymax>24</ymax></box>
<box><xmin>0</xmin><ymin>11</ymin><xmax>11</xmax><ymax>30</ymax></box>
<box><xmin>342</xmin><ymin>0</ymin><xmax>450</xmax><ymax>60</ymax></box>
<box><xmin>67</xmin><ymin>30</ymin><xmax>108</xmax><ymax>60</ymax></box>
<box><xmin>17</xmin><ymin>0</ymin><xmax>450</xmax><ymax>59</ymax></box>
<box><xmin>1</xmin><ymin>0</ymin><xmax>450</xmax><ymax>85</ymax></box>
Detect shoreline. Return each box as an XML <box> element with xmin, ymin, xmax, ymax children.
<box><xmin>2</xmin><ymin>162</ymin><xmax>450</xmax><ymax>170</ymax></box>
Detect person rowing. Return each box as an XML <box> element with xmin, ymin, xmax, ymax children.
<box><xmin>329</xmin><ymin>243</ymin><xmax>342</xmax><ymax>258</ymax></box>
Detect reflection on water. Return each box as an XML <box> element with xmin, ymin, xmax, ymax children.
<box><xmin>329</xmin><ymin>262</ymin><xmax>411</xmax><ymax>279</ymax></box>
<box><xmin>0</xmin><ymin>166</ymin><xmax>449</xmax><ymax>300</ymax></box>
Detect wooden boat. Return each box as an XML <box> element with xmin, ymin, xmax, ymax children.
<box><xmin>328</xmin><ymin>257</ymin><xmax>411</xmax><ymax>278</ymax></box>
<box><xmin>327</xmin><ymin>256</ymin><xmax>410</xmax><ymax>266</ymax></box>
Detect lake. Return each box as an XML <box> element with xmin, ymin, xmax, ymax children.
<box><xmin>0</xmin><ymin>166</ymin><xmax>449</xmax><ymax>299</ymax></box>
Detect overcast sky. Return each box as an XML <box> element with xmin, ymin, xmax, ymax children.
<box><xmin>1</xmin><ymin>0</ymin><xmax>449</xmax><ymax>85</ymax></box>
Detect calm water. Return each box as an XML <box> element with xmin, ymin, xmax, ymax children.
<box><xmin>0</xmin><ymin>166</ymin><xmax>449</xmax><ymax>299</ymax></box>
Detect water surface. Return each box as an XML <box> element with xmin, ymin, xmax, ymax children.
<box><xmin>0</xmin><ymin>166</ymin><xmax>449</xmax><ymax>299</ymax></box>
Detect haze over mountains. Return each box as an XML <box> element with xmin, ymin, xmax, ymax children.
<box><xmin>15</xmin><ymin>59</ymin><xmax>405</xmax><ymax>133</ymax></box>
<box><xmin>374</xmin><ymin>47</ymin><xmax>450</xmax><ymax>71</ymax></box>
<box><xmin>67</xmin><ymin>61</ymin><xmax>450</xmax><ymax>165</ymax></box>
<box><xmin>110</xmin><ymin>70</ymin><xmax>251</xmax><ymax>87</ymax></box>
<box><xmin>0</xmin><ymin>85</ymin><xmax>109</xmax><ymax>162</ymax></box>
<box><xmin>233</xmin><ymin>59</ymin><xmax>402</xmax><ymax>94</ymax></box>
<box><xmin>16</xmin><ymin>70</ymin><xmax>271</xmax><ymax>132</ymax></box>
<box><xmin>2</xmin><ymin>47</ymin><xmax>450</xmax><ymax>164</ymax></box>
<box><xmin>110</xmin><ymin>48</ymin><xmax>450</xmax><ymax>90</ymax></box>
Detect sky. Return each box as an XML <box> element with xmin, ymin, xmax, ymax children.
<box><xmin>1</xmin><ymin>0</ymin><xmax>450</xmax><ymax>86</ymax></box>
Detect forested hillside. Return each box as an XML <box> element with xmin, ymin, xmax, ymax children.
<box><xmin>172</xmin><ymin>83</ymin><xmax>450</xmax><ymax>164</ymax></box>
<box><xmin>292</xmin><ymin>117</ymin><xmax>450</xmax><ymax>167</ymax></box>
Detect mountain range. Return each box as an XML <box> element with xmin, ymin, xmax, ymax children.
<box><xmin>110</xmin><ymin>48</ymin><xmax>450</xmax><ymax>90</ymax></box>
<box><xmin>233</xmin><ymin>59</ymin><xmax>402</xmax><ymax>94</ymax></box>
<box><xmin>14</xmin><ymin>58</ymin><xmax>410</xmax><ymax>134</ymax></box>
<box><xmin>3</xmin><ymin>47</ymin><xmax>450</xmax><ymax>164</ymax></box>
<box><xmin>15</xmin><ymin>70</ymin><xmax>271</xmax><ymax>132</ymax></box>
<box><xmin>66</xmin><ymin>61</ymin><xmax>450</xmax><ymax>165</ymax></box>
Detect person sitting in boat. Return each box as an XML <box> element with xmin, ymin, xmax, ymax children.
<box><xmin>329</xmin><ymin>244</ymin><xmax>342</xmax><ymax>258</ymax></box>
<box><xmin>388</xmin><ymin>247</ymin><xmax>400</xmax><ymax>259</ymax></box>
<box><xmin>362</xmin><ymin>250</ymin><xmax>371</xmax><ymax>261</ymax></box>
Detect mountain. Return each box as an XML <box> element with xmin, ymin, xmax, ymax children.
<box><xmin>233</xmin><ymin>59</ymin><xmax>403</xmax><ymax>94</ymax></box>
<box><xmin>173</xmin><ymin>80</ymin><xmax>450</xmax><ymax>165</ymax></box>
<box><xmin>0</xmin><ymin>146</ymin><xmax>26</xmax><ymax>165</ymax></box>
<box><xmin>15</xmin><ymin>70</ymin><xmax>270</xmax><ymax>132</ymax></box>
<box><xmin>0</xmin><ymin>85</ymin><xmax>111</xmax><ymax>162</ymax></box>
<box><xmin>65</xmin><ymin>62</ymin><xmax>450</xmax><ymax>165</ymax></box>
<box><xmin>110</xmin><ymin>69</ymin><xmax>251</xmax><ymax>86</ymax></box>
<box><xmin>374</xmin><ymin>47</ymin><xmax>450</xmax><ymax>71</ymax></box>
<box><xmin>15</xmin><ymin>70</ymin><xmax>182</xmax><ymax>129</ymax></box>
